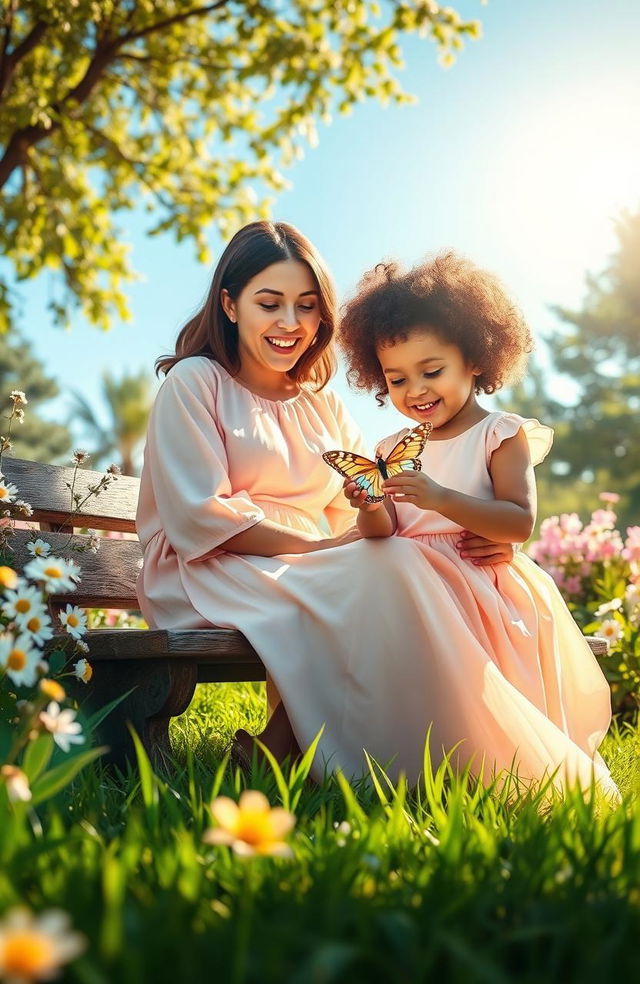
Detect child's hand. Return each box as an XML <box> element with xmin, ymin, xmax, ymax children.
<box><xmin>343</xmin><ymin>478</ymin><xmax>383</xmax><ymax>512</ymax></box>
<box><xmin>382</xmin><ymin>471</ymin><xmax>444</xmax><ymax>511</ymax></box>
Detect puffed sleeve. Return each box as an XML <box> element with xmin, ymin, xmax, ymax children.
<box><xmin>486</xmin><ymin>412</ymin><xmax>554</xmax><ymax>468</ymax></box>
<box><xmin>323</xmin><ymin>390</ymin><xmax>370</xmax><ymax>536</ymax></box>
<box><xmin>141</xmin><ymin>358</ymin><xmax>265</xmax><ymax>561</ymax></box>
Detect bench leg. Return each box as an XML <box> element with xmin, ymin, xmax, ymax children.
<box><xmin>70</xmin><ymin>659</ymin><xmax>198</xmax><ymax>771</ymax></box>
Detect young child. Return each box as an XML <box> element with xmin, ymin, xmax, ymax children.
<box><xmin>338</xmin><ymin>252</ymin><xmax>619</xmax><ymax>799</ymax></box>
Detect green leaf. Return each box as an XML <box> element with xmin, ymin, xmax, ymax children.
<box><xmin>21</xmin><ymin>733</ymin><xmax>54</xmax><ymax>782</ymax></box>
<box><xmin>29</xmin><ymin>746</ymin><xmax>107</xmax><ymax>805</ymax></box>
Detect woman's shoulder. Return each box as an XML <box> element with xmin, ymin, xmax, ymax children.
<box><xmin>164</xmin><ymin>355</ymin><xmax>222</xmax><ymax>384</ymax></box>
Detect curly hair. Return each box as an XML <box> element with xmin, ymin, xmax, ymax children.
<box><xmin>339</xmin><ymin>252</ymin><xmax>533</xmax><ymax>405</ymax></box>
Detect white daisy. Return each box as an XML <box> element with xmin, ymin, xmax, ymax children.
<box><xmin>38</xmin><ymin>702</ymin><xmax>85</xmax><ymax>752</ymax></box>
<box><xmin>0</xmin><ymin>765</ymin><xmax>32</xmax><ymax>803</ymax></box>
<box><xmin>0</xmin><ymin>481</ymin><xmax>18</xmax><ymax>504</ymax></box>
<box><xmin>594</xmin><ymin>597</ymin><xmax>623</xmax><ymax>618</ymax></box>
<box><xmin>26</xmin><ymin>538</ymin><xmax>51</xmax><ymax>558</ymax></box>
<box><xmin>2</xmin><ymin>583</ymin><xmax>45</xmax><ymax>624</ymax></box>
<box><xmin>23</xmin><ymin>555</ymin><xmax>81</xmax><ymax>593</ymax></box>
<box><xmin>22</xmin><ymin>610</ymin><xmax>55</xmax><ymax>646</ymax></box>
<box><xmin>74</xmin><ymin>658</ymin><xmax>93</xmax><ymax>683</ymax></box>
<box><xmin>59</xmin><ymin>604</ymin><xmax>87</xmax><ymax>639</ymax></box>
<box><xmin>0</xmin><ymin>631</ymin><xmax>41</xmax><ymax>687</ymax></box>
<box><xmin>598</xmin><ymin>618</ymin><xmax>623</xmax><ymax>644</ymax></box>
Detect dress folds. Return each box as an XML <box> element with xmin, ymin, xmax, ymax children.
<box><xmin>136</xmin><ymin>356</ymin><xmax>618</xmax><ymax>797</ymax></box>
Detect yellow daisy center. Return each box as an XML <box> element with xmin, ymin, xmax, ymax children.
<box><xmin>3</xmin><ymin>932</ymin><xmax>57</xmax><ymax>975</ymax></box>
<box><xmin>67</xmin><ymin>614</ymin><xmax>79</xmax><ymax>627</ymax></box>
<box><xmin>16</xmin><ymin>599</ymin><xmax>31</xmax><ymax>614</ymax></box>
<box><xmin>26</xmin><ymin>616</ymin><xmax>41</xmax><ymax>632</ymax></box>
<box><xmin>8</xmin><ymin>649</ymin><xmax>26</xmax><ymax>670</ymax></box>
<box><xmin>43</xmin><ymin>566</ymin><xmax>63</xmax><ymax>578</ymax></box>
<box><xmin>0</xmin><ymin>488</ymin><xmax>8</xmax><ymax>499</ymax></box>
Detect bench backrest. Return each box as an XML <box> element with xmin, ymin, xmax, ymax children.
<box><xmin>3</xmin><ymin>457</ymin><xmax>141</xmax><ymax>609</ymax></box>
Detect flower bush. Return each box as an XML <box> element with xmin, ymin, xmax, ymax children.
<box><xmin>527</xmin><ymin>492</ymin><xmax>640</xmax><ymax>717</ymax></box>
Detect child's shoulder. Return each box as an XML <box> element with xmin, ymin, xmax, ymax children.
<box><xmin>484</xmin><ymin>411</ymin><xmax>554</xmax><ymax>467</ymax></box>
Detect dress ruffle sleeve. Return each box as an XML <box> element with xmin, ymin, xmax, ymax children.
<box><xmin>323</xmin><ymin>390</ymin><xmax>370</xmax><ymax>536</ymax></box>
<box><xmin>144</xmin><ymin>359</ymin><xmax>265</xmax><ymax>562</ymax></box>
<box><xmin>486</xmin><ymin>412</ymin><xmax>554</xmax><ymax>468</ymax></box>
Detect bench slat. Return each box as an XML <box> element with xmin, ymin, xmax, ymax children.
<box><xmin>10</xmin><ymin>530</ymin><xmax>140</xmax><ymax>608</ymax></box>
<box><xmin>3</xmin><ymin>457</ymin><xmax>138</xmax><ymax>532</ymax></box>
<box><xmin>48</xmin><ymin>628</ymin><xmax>259</xmax><ymax>660</ymax></box>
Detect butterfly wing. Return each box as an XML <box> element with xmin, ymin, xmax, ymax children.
<box><xmin>322</xmin><ymin>450</ymin><xmax>385</xmax><ymax>503</ymax></box>
<box><xmin>383</xmin><ymin>421</ymin><xmax>432</xmax><ymax>479</ymax></box>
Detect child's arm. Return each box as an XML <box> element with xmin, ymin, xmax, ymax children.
<box><xmin>382</xmin><ymin>429</ymin><xmax>535</xmax><ymax>543</ymax></box>
<box><xmin>343</xmin><ymin>480</ymin><xmax>397</xmax><ymax>538</ymax></box>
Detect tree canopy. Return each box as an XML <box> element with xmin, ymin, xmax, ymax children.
<box><xmin>0</xmin><ymin>0</ymin><xmax>479</xmax><ymax>332</ymax></box>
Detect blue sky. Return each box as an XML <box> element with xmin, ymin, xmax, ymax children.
<box><xmin>10</xmin><ymin>0</ymin><xmax>640</xmax><ymax>457</ymax></box>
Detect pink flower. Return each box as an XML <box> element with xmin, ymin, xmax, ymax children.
<box><xmin>563</xmin><ymin>576</ymin><xmax>583</xmax><ymax>595</ymax></box>
<box><xmin>622</xmin><ymin>527</ymin><xmax>640</xmax><ymax>564</ymax></box>
<box><xmin>588</xmin><ymin>509</ymin><xmax>616</xmax><ymax>532</ymax></box>
<box><xmin>599</xmin><ymin>492</ymin><xmax>620</xmax><ymax>504</ymax></box>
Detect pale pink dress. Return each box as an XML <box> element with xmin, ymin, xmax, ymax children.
<box><xmin>136</xmin><ymin>355</ymin><xmax>617</xmax><ymax>796</ymax></box>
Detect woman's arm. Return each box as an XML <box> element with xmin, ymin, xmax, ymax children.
<box><xmin>222</xmin><ymin>519</ymin><xmax>360</xmax><ymax>556</ymax></box>
<box><xmin>382</xmin><ymin>429</ymin><xmax>536</xmax><ymax>544</ymax></box>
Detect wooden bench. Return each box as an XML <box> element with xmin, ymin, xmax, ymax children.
<box><xmin>4</xmin><ymin>456</ymin><xmax>264</xmax><ymax>770</ymax></box>
<box><xmin>3</xmin><ymin>456</ymin><xmax>609</xmax><ymax>771</ymax></box>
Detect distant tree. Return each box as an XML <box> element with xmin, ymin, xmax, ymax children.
<box><xmin>0</xmin><ymin>331</ymin><xmax>71</xmax><ymax>461</ymax></box>
<box><xmin>0</xmin><ymin>1</ymin><xmax>480</xmax><ymax>333</ymax></box>
<box><xmin>545</xmin><ymin>209</ymin><xmax>640</xmax><ymax>526</ymax></box>
<box><xmin>503</xmin><ymin>209</ymin><xmax>640</xmax><ymax>529</ymax></box>
<box><xmin>69</xmin><ymin>368</ymin><xmax>154</xmax><ymax>476</ymax></box>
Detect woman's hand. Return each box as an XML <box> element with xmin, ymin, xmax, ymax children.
<box><xmin>456</xmin><ymin>531</ymin><xmax>516</xmax><ymax>566</ymax></box>
<box><xmin>343</xmin><ymin>478</ymin><xmax>384</xmax><ymax>512</ymax></box>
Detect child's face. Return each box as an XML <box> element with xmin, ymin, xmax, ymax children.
<box><xmin>377</xmin><ymin>328</ymin><xmax>480</xmax><ymax>432</ymax></box>
<box><xmin>221</xmin><ymin>260</ymin><xmax>321</xmax><ymax>380</ymax></box>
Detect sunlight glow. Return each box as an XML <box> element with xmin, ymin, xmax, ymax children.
<box><xmin>492</xmin><ymin>78</ymin><xmax>640</xmax><ymax>301</ymax></box>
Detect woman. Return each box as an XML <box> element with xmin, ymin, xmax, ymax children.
<box><xmin>136</xmin><ymin>221</ymin><xmax>515</xmax><ymax>778</ymax></box>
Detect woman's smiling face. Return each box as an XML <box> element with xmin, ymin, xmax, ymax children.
<box><xmin>222</xmin><ymin>260</ymin><xmax>322</xmax><ymax>383</ymax></box>
<box><xmin>377</xmin><ymin>327</ymin><xmax>481</xmax><ymax>435</ymax></box>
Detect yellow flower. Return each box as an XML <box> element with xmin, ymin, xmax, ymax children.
<box><xmin>203</xmin><ymin>790</ymin><xmax>296</xmax><ymax>857</ymax></box>
<box><xmin>39</xmin><ymin>679</ymin><xmax>66</xmax><ymax>702</ymax></box>
<box><xmin>0</xmin><ymin>907</ymin><xmax>85</xmax><ymax>982</ymax></box>
<box><xmin>0</xmin><ymin>566</ymin><xmax>18</xmax><ymax>589</ymax></box>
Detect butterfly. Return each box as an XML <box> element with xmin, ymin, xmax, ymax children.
<box><xmin>322</xmin><ymin>421</ymin><xmax>432</xmax><ymax>503</ymax></box>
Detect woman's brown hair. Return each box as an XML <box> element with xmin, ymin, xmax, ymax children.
<box><xmin>156</xmin><ymin>221</ymin><xmax>337</xmax><ymax>388</ymax></box>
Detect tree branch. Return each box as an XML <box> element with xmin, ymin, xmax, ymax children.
<box><xmin>0</xmin><ymin>0</ymin><xmax>237</xmax><ymax>189</ymax></box>
<box><xmin>120</xmin><ymin>0</ymin><xmax>233</xmax><ymax>46</ymax></box>
<box><xmin>0</xmin><ymin>17</ymin><xmax>48</xmax><ymax>100</ymax></box>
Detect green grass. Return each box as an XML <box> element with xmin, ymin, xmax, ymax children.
<box><xmin>2</xmin><ymin>683</ymin><xmax>640</xmax><ymax>983</ymax></box>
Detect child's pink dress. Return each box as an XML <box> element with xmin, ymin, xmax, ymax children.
<box><xmin>136</xmin><ymin>356</ymin><xmax>617</xmax><ymax>796</ymax></box>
